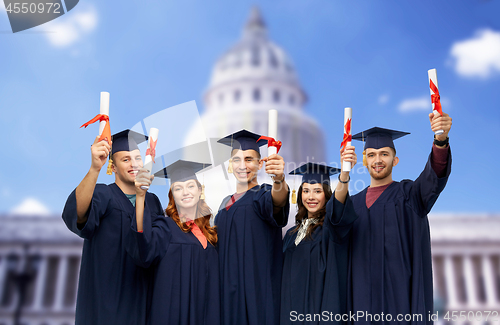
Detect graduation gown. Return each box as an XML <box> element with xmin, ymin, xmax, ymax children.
<box><xmin>62</xmin><ymin>183</ymin><xmax>163</xmax><ymax>325</ymax></box>
<box><xmin>125</xmin><ymin>203</ymin><xmax>220</xmax><ymax>325</ymax></box>
<box><xmin>349</xmin><ymin>149</ymin><xmax>451</xmax><ymax>324</ymax></box>
<box><xmin>215</xmin><ymin>184</ymin><xmax>290</xmax><ymax>325</ymax></box>
<box><xmin>281</xmin><ymin>195</ymin><xmax>357</xmax><ymax>325</ymax></box>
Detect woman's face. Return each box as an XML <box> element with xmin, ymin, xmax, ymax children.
<box><xmin>172</xmin><ymin>179</ymin><xmax>201</xmax><ymax>211</ymax></box>
<box><xmin>301</xmin><ymin>182</ymin><xmax>326</xmax><ymax>217</ymax></box>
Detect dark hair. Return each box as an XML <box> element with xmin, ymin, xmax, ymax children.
<box><xmin>166</xmin><ymin>179</ymin><xmax>218</xmax><ymax>246</ymax></box>
<box><xmin>230</xmin><ymin>148</ymin><xmax>261</xmax><ymax>159</ymax></box>
<box><xmin>291</xmin><ymin>182</ymin><xmax>333</xmax><ymax>240</ymax></box>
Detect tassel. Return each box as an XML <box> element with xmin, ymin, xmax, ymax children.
<box><xmin>228</xmin><ymin>158</ymin><xmax>233</xmax><ymax>173</ymax></box>
<box><xmin>106</xmin><ymin>157</ymin><xmax>113</xmax><ymax>175</ymax></box>
<box><xmin>200</xmin><ymin>184</ymin><xmax>205</xmax><ymax>200</ymax></box>
<box><xmin>362</xmin><ymin>150</ymin><xmax>367</xmax><ymax>167</ymax></box>
<box><xmin>291</xmin><ymin>189</ymin><xmax>297</xmax><ymax>204</ymax></box>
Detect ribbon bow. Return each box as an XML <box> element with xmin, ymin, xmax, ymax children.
<box><xmin>257</xmin><ymin>136</ymin><xmax>282</xmax><ymax>154</ymax></box>
<box><xmin>429</xmin><ymin>80</ymin><xmax>443</xmax><ymax>116</ymax></box>
<box><xmin>80</xmin><ymin>114</ymin><xmax>111</xmax><ymax>143</ymax></box>
<box><xmin>146</xmin><ymin>138</ymin><xmax>157</xmax><ymax>163</ymax></box>
<box><xmin>340</xmin><ymin>118</ymin><xmax>352</xmax><ymax>151</ymax></box>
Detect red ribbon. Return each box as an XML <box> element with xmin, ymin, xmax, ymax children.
<box><xmin>340</xmin><ymin>118</ymin><xmax>352</xmax><ymax>151</ymax></box>
<box><xmin>257</xmin><ymin>136</ymin><xmax>282</xmax><ymax>154</ymax></box>
<box><xmin>429</xmin><ymin>79</ymin><xmax>443</xmax><ymax>116</ymax></box>
<box><xmin>146</xmin><ymin>138</ymin><xmax>157</xmax><ymax>163</ymax></box>
<box><xmin>80</xmin><ymin>114</ymin><xmax>111</xmax><ymax>143</ymax></box>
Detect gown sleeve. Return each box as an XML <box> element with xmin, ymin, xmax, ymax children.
<box><xmin>124</xmin><ymin>194</ymin><xmax>170</xmax><ymax>268</ymax></box>
<box><xmin>62</xmin><ymin>184</ymin><xmax>112</xmax><ymax>240</ymax></box>
<box><xmin>252</xmin><ymin>184</ymin><xmax>290</xmax><ymax>227</ymax></box>
<box><xmin>324</xmin><ymin>193</ymin><xmax>358</xmax><ymax>243</ymax></box>
<box><xmin>406</xmin><ymin>147</ymin><xmax>452</xmax><ymax>215</ymax></box>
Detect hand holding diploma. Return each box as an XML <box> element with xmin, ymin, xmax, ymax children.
<box><xmin>90</xmin><ymin>135</ymin><xmax>111</xmax><ymax>172</ymax></box>
<box><xmin>141</xmin><ymin>127</ymin><xmax>159</xmax><ymax>190</ymax></box>
<box><xmin>340</xmin><ymin>107</ymin><xmax>352</xmax><ymax>172</ymax></box>
<box><xmin>428</xmin><ymin>69</ymin><xmax>444</xmax><ymax>135</ymax></box>
<box><xmin>428</xmin><ymin>112</ymin><xmax>452</xmax><ymax>144</ymax></box>
<box><xmin>135</xmin><ymin>168</ymin><xmax>154</xmax><ymax>197</ymax></box>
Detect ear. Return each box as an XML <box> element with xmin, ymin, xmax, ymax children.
<box><xmin>111</xmin><ymin>163</ymin><xmax>116</xmax><ymax>173</ymax></box>
<box><xmin>393</xmin><ymin>156</ymin><xmax>399</xmax><ymax>167</ymax></box>
<box><xmin>257</xmin><ymin>158</ymin><xmax>264</xmax><ymax>170</ymax></box>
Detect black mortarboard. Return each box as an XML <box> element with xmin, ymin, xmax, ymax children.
<box><xmin>154</xmin><ymin>160</ymin><xmax>210</xmax><ymax>184</ymax></box>
<box><xmin>111</xmin><ymin>129</ymin><xmax>148</xmax><ymax>155</ymax></box>
<box><xmin>289</xmin><ymin>162</ymin><xmax>341</xmax><ymax>185</ymax></box>
<box><xmin>217</xmin><ymin>129</ymin><xmax>267</xmax><ymax>153</ymax></box>
<box><xmin>352</xmin><ymin>127</ymin><xmax>410</xmax><ymax>150</ymax></box>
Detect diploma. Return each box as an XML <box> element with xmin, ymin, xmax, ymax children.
<box><xmin>141</xmin><ymin>127</ymin><xmax>159</xmax><ymax>190</ymax></box>
<box><xmin>428</xmin><ymin>69</ymin><xmax>444</xmax><ymax>135</ymax></box>
<box><xmin>80</xmin><ymin>92</ymin><xmax>111</xmax><ymax>143</ymax></box>
<box><xmin>268</xmin><ymin>110</ymin><xmax>278</xmax><ymax>157</ymax></box>
<box><xmin>99</xmin><ymin>92</ymin><xmax>110</xmax><ymax>137</ymax></box>
<box><xmin>341</xmin><ymin>107</ymin><xmax>352</xmax><ymax>172</ymax></box>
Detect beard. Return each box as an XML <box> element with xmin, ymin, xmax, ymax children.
<box><xmin>368</xmin><ymin>162</ymin><xmax>394</xmax><ymax>180</ymax></box>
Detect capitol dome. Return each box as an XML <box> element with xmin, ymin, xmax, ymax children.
<box><xmin>188</xmin><ymin>7</ymin><xmax>326</xmax><ymax>168</ymax></box>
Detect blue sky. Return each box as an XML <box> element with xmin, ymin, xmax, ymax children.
<box><xmin>1</xmin><ymin>0</ymin><xmax>499</xmax><ymax>215</ymax></box>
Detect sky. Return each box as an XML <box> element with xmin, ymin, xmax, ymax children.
<box><xmin>0</xmin><ymin>0</ymin><xmax>499</xmax><ymax>216</ymax></box>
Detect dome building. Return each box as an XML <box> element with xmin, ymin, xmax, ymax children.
<box><xmin>188</xmin><ymin>7</ymin><xmax>326</xmax><ymax>168</ymax></box>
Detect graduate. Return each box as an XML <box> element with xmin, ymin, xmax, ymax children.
<box><xmin>281</xmin><ymin>146</ymin><xmax>358</xmax><ymax>325</ymax></box>
<box><xmin>215</xmin><ymin>129</ymin><xmax>290</xmax><ymax>325</ymax></box>
<box><xmin>130</xmin><ymin>159</ymin><xmax>220</xmax><ymax>325</ymax></box>
<box><xmin>62</xmin><ymin>130</ymin><xmax>164</xmax><ymax>325</ymax></box>
<box><xmin>348</xmin><ymin>112</ymin><xmax>452</xmax><ymax>324</ymax></box>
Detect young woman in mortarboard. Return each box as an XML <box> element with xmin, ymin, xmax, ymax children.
<box><xmin>280</xmin><ymin>146</ymin><xmax>358</xmax><ymax>325</ymax></box>
<box><xmin>129</xmin><ymin>159</ymin><xmax>220</xmax><ymax>325</ymax></box>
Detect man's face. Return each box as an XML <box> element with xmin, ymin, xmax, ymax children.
<box><xmin>112</xmin><ymin>149</ymin><xmax>143</xmax><ymax>185</ymax></box>
<box><xmin>230</xmin><ymin>149</ymin><xmax>263</xmax><ymax>184</ymax></box>
<box><xmin>365</xmin><ymin>147</ymin><xmax>398</xmax><ymax>180</ymax></box>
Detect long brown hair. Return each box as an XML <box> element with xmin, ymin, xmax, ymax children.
<box><xmin>165</xmin><ymin>179</ymin><xmax>218</xmax><ymax>246</ymax></box>
<box><xmin>292</xmin><ymin>182</ymin><xmax>333</xmax><ymax>240</ymax></box>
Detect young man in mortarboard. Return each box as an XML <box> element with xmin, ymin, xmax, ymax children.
<box><xmin>62</xmin><ymin>130</ymin><xmax>164</xmax><ymax>325</ymax></box>
<box><xmin>348</xmin><ymin>113</ymin><xmax>452</xmax><ymax>324</ymax></box>
<box><xmin>215</xmin><ymin>129</ymin><xmax>290</xmax><ymax>325</ymax></box>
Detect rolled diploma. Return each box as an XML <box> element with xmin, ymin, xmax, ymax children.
<box><xmin>428</xmin><ymin>69</ymin><xmax>444</xmax><ymax>135</ymax></box>
<box><xmin>342</xmin><ymin>107</ymin><xmax>352</xmax><ymax>172</ymax></box>
<box><xmin>99</xmin><ymin>92</ymin><xmax>110</xmax><ymax>137</ymax></box>
<box><xmin>268</xmin><ymin>110</ymin><xmax>278</xmax><ymax>177</ymax></box>
<box><xmin>141</xmin><ymin>127</ymin><xmax>159</xmax><ymax>190</ymax></box>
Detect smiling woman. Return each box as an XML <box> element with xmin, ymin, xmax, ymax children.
<box><xmin>128</xmin><ymin>159</ymin><xmax>220</xmax><ymax>325</ymax></box>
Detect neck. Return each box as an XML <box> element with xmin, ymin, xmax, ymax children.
<box><xmin>179</xmin><ymin>206</ymin><xmax>197</xmax><ymax>222</ymax></box>
<box><xmin>236</xmin><ymin>179</ymin><xmax>259</xmax><ymax>194</ymax></box>
<box><xmin>115</xmin><ymin>179</ymin><xmax>136</xmax><ymax>195</ymax></box>
<box><xmin>307</xmin><ymin>211</ymin><xmax>315</xmax><ymax>219</ymax></box>
<box><xmin>370</xmin><ymin>175</ymin><xmax>393</xmax><ymax>188</ymax></box>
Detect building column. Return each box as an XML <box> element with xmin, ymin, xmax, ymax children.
<box><xmin>32</xmin><ymin>255</ymin><xmax>48</xmax><ymax>311</ymax></box>
<box><xmin>463</xmin><ymin>255</ymin><xmax>479</xmax><ymax>308</ymax></box>
<box><xmin>73</xmin><ymin>256</ymin><xmax>82</xmax><ymax>309</ymax></box>
<box><xmin>482</xmin><ymin>255</ymin><xmax>498</xmax><ymax>307</ymax></box>
<box><xmin>53</xmin><ymin>255</ymin><xmax>68</xmax><ymax>311</ymax></box>
<box><xmin>444</xmin><ymin>255</ymin><xmax>459</xmax><ymax>309</ymax></box>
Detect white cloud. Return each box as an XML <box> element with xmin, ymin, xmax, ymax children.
<box><xmin>378</xmin><ymin>94</ymin><xmax>389</xmax><ymax>105</ymax></box>
<box><xmin>10</xmin><ymin>197</ymin><xmax>51</xmax><ymax>216</ymax></box>
<box><xmin>45</xmin><ymin>5</ymin><xmax>97</xmax><ymax>48</ymax></box>
<box><xmin>398</xmin><ymin>95</ymin><xmax>451</xmax><ymax>113</ymax></box>
<box><xmin>449</xmin><ymin>28</ymin><xmax>500</xmax><ymax>79</ymax></box>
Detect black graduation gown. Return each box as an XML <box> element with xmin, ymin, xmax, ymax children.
<box><xmin>349</xmin><ymin>149</ymin><xmax>451</xmax><ymax>324</ymax></box>
<box><xmin>281</xmin><ymin>195</ymin><xmax>357</xmax><ymax>325</ymax></box>
<box><xmin>125</xmin><ymin>203</ymin><xmax>220</xmax><ymax>325</ymax></box>
<box><xmin>62</xmin><ymin>183</ymin><xmax>164</xmax><ymax>325</ymax></box>
<box><xmin>215</xmin><ymin>184</ymin><xmax>290</xmax><ymax>325</ymax></box>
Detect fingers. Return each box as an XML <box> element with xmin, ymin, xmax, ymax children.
<box><xmin>430</xmin><ymin>114</ymin><xmax>452</xmax><ymax>133</ymax></box>
<box><xmin>265</xmin><ymin>155</ymin><xmax>284</xmax><ymax>175</ymax></box>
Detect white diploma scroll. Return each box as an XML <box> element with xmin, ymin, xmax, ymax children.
<box><xmin>99</xmin><ymin>92</ymin><xmax>110</xmax><ymax>137</ymax></box>
<box><xmin>428</xmin><ymin>69</ymin><xmax>444</xmax><ymax>135</ymax></box>
<box><xmin>141</xmin><ymin>127</ymin><xmax>159</xmax><ymax>190</ymax></box>
<box><xmin>268</xmin><ymin>109</ymin><xmax>278</xmax><ymax>177</ymax></box>
<box><xmin>342</xmin><ymin>107</ymin><xmax>352</xmax><ymax>172</ymax></box>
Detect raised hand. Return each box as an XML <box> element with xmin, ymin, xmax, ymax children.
<box><xmin>90</xmin><ymin>136</ymin><xmax>111</xmax><ymax>172</ymax></box>
<box><xmin>429</xmin><ymin>112</ymin><xmax>452</xmax><ymax>141</ymax></box>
